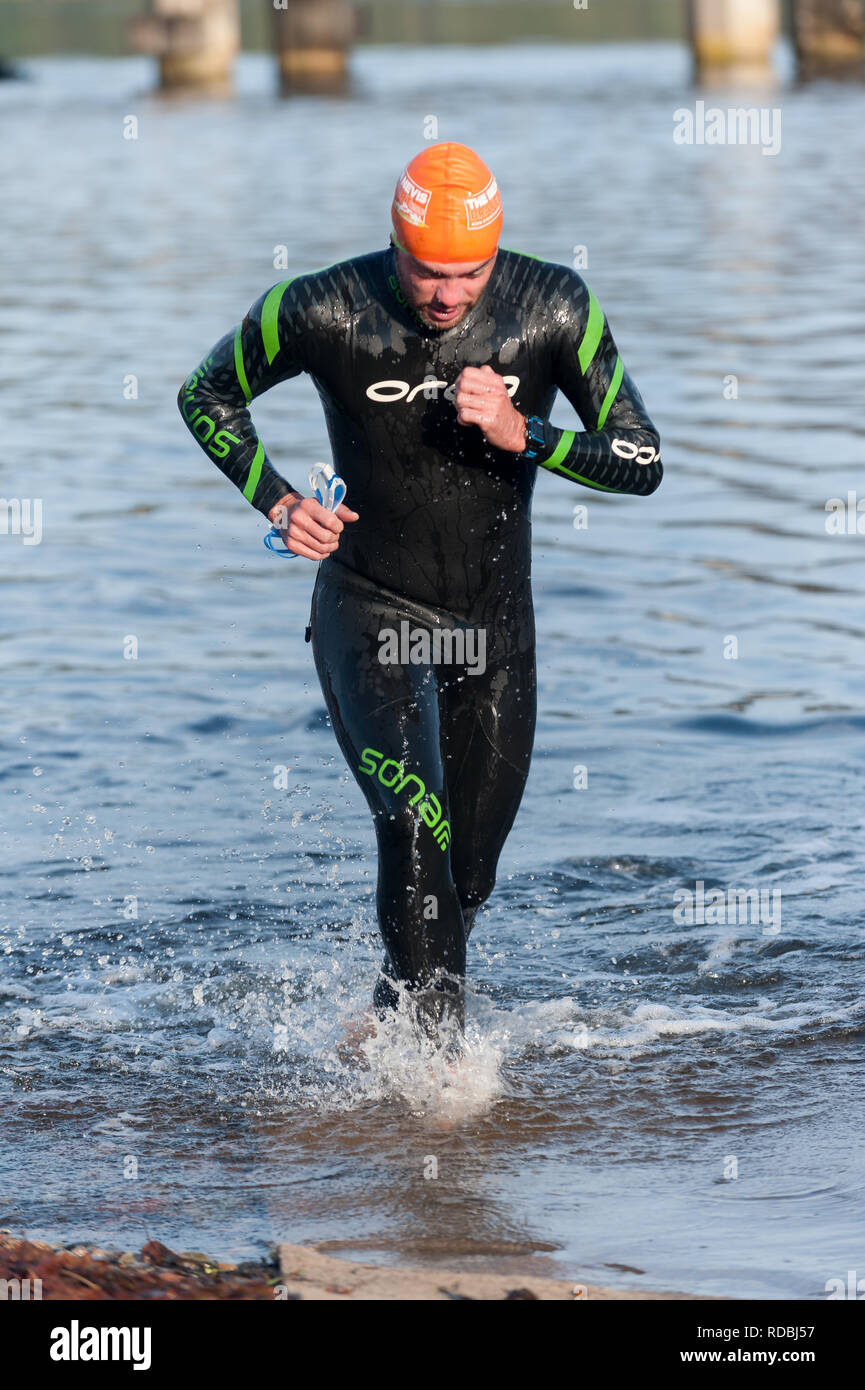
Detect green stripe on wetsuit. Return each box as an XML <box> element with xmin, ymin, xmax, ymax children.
<box><xmin>233</xmin><ymin>326</ymin><xmax>251</xmax><ymax>403</ymax></box>
<box><xmin>238</xmin><ymin>278</ymin><xmax>293</xmax><ymax>500</ymax></box>
<box><xmin>575</xmin><ymin>287</ymin><xmax>623</xmax><ymax>425</ymax></box>
<box><xmin>242</xmin><ymin>440</ymin><xmax>265</xmax><ymax>501</ymax></box>
<box><xmin>597</xmin><ymin>354</ymin><xmax>623</xmax><ymax>428</ymax></box>
<box><xmin>539</xmin><ymin>282</ymin><xmax>625</xmax><ymax>487</ymax></box>
<box><xmin>259</xmin><ymin>268</ymin><xmax>333</xmax><ymax>365</ymax></box>
<box><xmin>577</xmin><ymin>289</ymin><xmax>604</xmax><ymax>373</ymax></box>
<box><xmin>261</xmin><ymin>279</ymin><xmax>295</xmax><ymax>365</ymax></box>
<box><xmin>538</xmin><ymin>433</ymin><xmax>624</xmax><ymax>493</ymax></box>
<box><xmin>234</xmin><ymin>271</ymin><xmax>329</xmax><ymax>503</ymax></box>
<box><xmin>232</xmin><ymin>280</ymin><xmax>295</xmax><ymax>498</ymax></box>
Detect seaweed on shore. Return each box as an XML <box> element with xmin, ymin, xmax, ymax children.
<box><xmin>0</xmin><ymin>1232</ymin><xmax>281</xmax><ymax>1300</ymax></box>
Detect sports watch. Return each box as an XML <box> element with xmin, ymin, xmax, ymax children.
<box><xmin>520</xmin><ymin>414</ymin><xmax>546</xmax><ymax>459</ymax></box>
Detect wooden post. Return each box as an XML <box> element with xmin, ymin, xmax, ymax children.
<box><xmin>792</xmin><ymin>0</ymin><xmax>865</xmax><ymax>80</ymax></box>
<box><xmin>272</xmin><ymin>0</ymin><xmax>357</xmax><ymax>95</ymax></box>
<box><xmin>687</xmin><ymin>0</ymin><xmax>781</xmax><ymax>83</ymax></box>
<box><xmin>129</xmin><ymin>0</ymin><xmax>240</xmax><ymax>94</ymax></box>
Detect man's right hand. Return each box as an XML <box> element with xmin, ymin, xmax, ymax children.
<box><xmin>267</xmin><ymin>492</ymin><xmax>359</xmax><ymax>561</ymax></box>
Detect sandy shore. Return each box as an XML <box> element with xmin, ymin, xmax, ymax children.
<box><xmin>275</xmin><ymin>1243</ymin><xmax>715</xmax><ymax>1300</ymax></box>
<box><xmin>0</xmin><ymin>1231</ymin><xmax>715</xmax><ymax>1300</ymax></box>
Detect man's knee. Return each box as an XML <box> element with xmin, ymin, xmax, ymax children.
<box><xmin>372</xmin><ymin>795</ymin><xmax>432</xmax><ymax>843</ymax></box>
<box><xmin>456</xmin><ymin>862</ymin><xmax>496</xmax><ymax>917</ymax></box>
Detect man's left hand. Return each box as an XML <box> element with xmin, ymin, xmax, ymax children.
<box><xmin>453</xmin><ymin>365</ymin><xmax>526</xmax><ymax>453</ymax></box>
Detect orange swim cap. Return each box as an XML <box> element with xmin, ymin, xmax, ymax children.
<box><xmin>390</xmin><ymin>142</ymin><xmax>503</xmax><ymax>265</ymax></box>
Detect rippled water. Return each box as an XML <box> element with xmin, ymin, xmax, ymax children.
<box><xmin>1</xmin><ymin>44</ymin><xmax>864</xmax><ymax>1299</ymax></box>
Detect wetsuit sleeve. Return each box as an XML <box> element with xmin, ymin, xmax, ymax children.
<box><xmin>534</xmin><ymin>271</ymin><xmax>662</xmax><ymax>496</ymax></box>
<box><xmin>177</xmin><ymin>280</ymin><xmax>309</xmax><ymax>517</ymax></box>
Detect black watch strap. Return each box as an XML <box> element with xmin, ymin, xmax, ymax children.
<box><xmin>522</xmin><ymin>414</ymin><xmax>546</xmax><ymax>460</ymax></box>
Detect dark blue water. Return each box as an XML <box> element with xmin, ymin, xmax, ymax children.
<box><xmin>1</xmin><ymin>43</ymin><xmax>863</xmax><ymax>1298</ymax></box>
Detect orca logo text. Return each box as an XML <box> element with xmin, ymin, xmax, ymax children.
<box><xmin>366</xmin><ymin>375</ymin><xmax>520</xmax><ymax>404</ymax></box>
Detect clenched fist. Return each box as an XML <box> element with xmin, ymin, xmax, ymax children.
<box><xmin>453</xmin><ymin>364</ymin><xmax>527</xmax><ymax>453</ymax></box>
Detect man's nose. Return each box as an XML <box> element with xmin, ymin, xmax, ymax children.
<box><xmin>432</xmin><ymin>280</ymin><xmax>462</xmax><ymax>306</ymax></box>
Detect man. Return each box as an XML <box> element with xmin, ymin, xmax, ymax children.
<box><xmin>178</xmin><ymin>141</ymin><xmax>662</xmax><ymax>1047</ymax></box>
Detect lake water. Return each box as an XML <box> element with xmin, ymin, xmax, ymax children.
<box><xmin>1</xmin><ymin>42</ymin><xmax>863</xmax><ymax>1299</ymax></box>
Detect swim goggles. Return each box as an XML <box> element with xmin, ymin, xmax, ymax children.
<box><xmin>263</xmin><ymin>462</ymin><xmax>347</xmax><ymax>557</ymax></box>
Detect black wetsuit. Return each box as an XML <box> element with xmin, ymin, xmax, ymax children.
<box><xmin>179</xmin><ymin>245</ymin><xmax>662</xmax><ymax>1035</ymax></box>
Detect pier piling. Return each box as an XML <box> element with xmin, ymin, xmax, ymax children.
<box><xmin>271</xmin><ymin>0</ymin><xmax>356</xmax><ymax>95</ymax></box>
<box><xmin>791</xmin><ymin>0</ymin><xmax>865</xmax><ymax>80</ymax></box>
<box><xmin>686</xmin><ymin>0</ymin><xmax>781</xmax><ymax>84</ymax></box>
<box><xmin>129</xmin><ymin>0</ymin><xmax>241</xmax><ymax>94</ymax></box>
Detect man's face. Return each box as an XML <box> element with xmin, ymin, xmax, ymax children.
<box><xmin>393</xmin><ymin>244</ymin><xmax>497</xmax><ymax>329</ymax></box>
